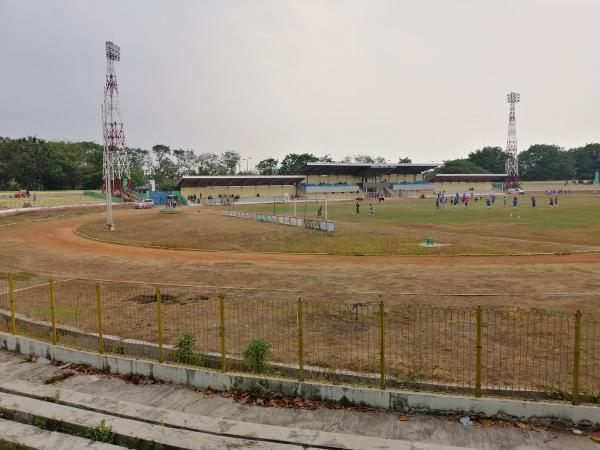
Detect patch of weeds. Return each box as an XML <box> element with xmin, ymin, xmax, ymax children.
<box><xmin>242</xmin><ymin>339</ymin><xmax>271</xmax><ymax>374</ymax></box>
<box><xmin>86</xmin><ymin>419</ymin><xmax>116</xmax><ymax>444</ymax></box>
<box><xmin>403</xmin><ymin>371</ymin><xmax>423</xmax><ymax>391</ymax></box>
<box><xmin>589</xmin><ymin>391</ymin><xmax>600</xmax><ymax>404</ymax></box>
<box><xmin>111</xmin><ymin>342</ymin><xmax>125</xmax><ymax>355</ymax></box>
<box><xmin>247</xmin><ymin>380</ymin><xmax>271</xmax><ymax>400</ymax></box>
<box><xmin>545</xmin><ymin>386</ymin><xmax>566</xmax><ymax>401</ymax></box>
<box><xmin>319</xmin><ymin>368</ymin><xmax>341</xmax><ymax>384</ymax></box>
<box><xmin>173</xmin><ymin>332</ymin><xmax>203</xmax><ymax>366</ymax></box>
<box><xmin>43</xmin><ymin>391</ymin><xmax>61</xmax><ymax>403</ymax></box>
<box><xmin>31</xmin><ymin>416</ymin><xmax>47</xmax><ymax>429</ymax></box>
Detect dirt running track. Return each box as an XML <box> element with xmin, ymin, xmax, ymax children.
<box><xmin>2</xmin><ymin>211</ymin><xmax>600</xmax><ymax>309</ymax></box>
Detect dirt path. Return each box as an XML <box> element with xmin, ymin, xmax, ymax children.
<box><xmin>8</xmin><ymin>212</ymin><xmax>600</xmax><ymax>267</ymax></box>
<box><xmin>2</xmin><ymin>210</ymin><xmax>600</xmax><ymax>308</ymax></box>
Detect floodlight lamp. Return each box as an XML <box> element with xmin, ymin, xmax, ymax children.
<box><xmin>106</xmin><ymin>41</ymin><xmax>120</xmax><ymax>61</ymax></box>
<box><xmin>506</xmin><ymin>92</ymin><xmax>520</xmax><ymax>103</ymax></box>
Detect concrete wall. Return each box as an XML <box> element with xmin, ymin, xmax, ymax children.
<box><xmin>181</xmin><ymin>185</ymin><xmax>297</xmax><ymax>200</ymax></box>
<box><xmin>2</xmin><ymin>332</ymin><xmax>599</xmax><ymax>428</ymax></box>
<box><xmin>434</xmin><ymin>181</ymin><xmax>499</xmax><ymax>193</ymax></box>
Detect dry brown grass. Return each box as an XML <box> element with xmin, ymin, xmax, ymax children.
<box><xmin>2</xmin><ymin>276</ymin><xmax>598</xmax><ymax>395</ymax></box>
<box><xmin>77</xmin><ymin>195</ymin><xmax>600</xmax><ymax>255</ymax></box>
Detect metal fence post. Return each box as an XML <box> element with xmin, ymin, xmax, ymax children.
<box><xmin>474</xmin><ymin>306</ymin><xmax>482</xmax><ymax>397</ymax></box>
<box><xmin>572</xmin><ymin>310</ymin><xmax>582</xmax><ymax>405</ymax></box>
<box><xmin>8</xmin><ymin>273</ymin><xmax>16</xmax><ymax>335</ymax></box>
<box><xmin>156</xmin><ymin>288</ymin><xmax>163</xmax><ymax>363</ymax></box>
<box><xmin>297</xmin><ymin>298</ymin><xmax>304</xmax><ymax>382</ymax></box>
<box><xmin>219</xmin><ymin>294</ymin><xmax>227</xmax><ymax>372</ymax></box>
<box><xmin>95</xmin><ymin>284</ymin><xmax>104</xmax><ymax>355</ymax></box>
<box><xmin>49</xmin><ymin>278</ymin><xmax>57</xmax><ymax>345</ymax></box>
<box><xmin>379</xmin><ymin>301</ymin><xmax>385</xmax><ymax>390</ymax></box>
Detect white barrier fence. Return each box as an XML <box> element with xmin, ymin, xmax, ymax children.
<box><xmin>222</xmin><ymin>210</ymin><xmax>335</xmax><ymax>233</ymax></box>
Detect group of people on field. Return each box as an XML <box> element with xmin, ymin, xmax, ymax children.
<box><xmin>435</xmin><ymin>191</ymin><xmax>566</xmax><ymax>210</ymax></box>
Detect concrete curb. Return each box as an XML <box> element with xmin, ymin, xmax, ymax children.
<box><xmin>1</xmin><ymin>332</ymin><xmax>599</xmax><ymax>428</ymax></box>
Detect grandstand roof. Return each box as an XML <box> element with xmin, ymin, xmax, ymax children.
<box><xmin>430</xmin><ymin>174</ymin><xmax>507</xmax><ymax>182</ymax></box>
<box><xmin>295</xmin><ymin>162</ymin><xmax>438</xmax><ymax>176</ymax></box>
<box><xmin>176</xmin><ymin>175</ymin><xmax>305</xmax><ymax>188</ymax></box>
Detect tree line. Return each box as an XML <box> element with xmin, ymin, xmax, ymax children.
<box><xmin>1</xmin><ymin>136</ymin><xmax>599</xmax><ymax>191</ymax></box>
<box><xmin>436</xmin><ymin>144</ymin><xmax>600</xmax><ymax>181</ymax></box>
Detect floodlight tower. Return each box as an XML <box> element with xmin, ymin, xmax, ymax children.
<box><xmin>102</xmin><ymin>41</ymin><xmax>129</xmax><ymax>231</ymax></box>
<box><xmin>504</xmin><ymin>92</ymin><xmax>520</xmax><ymax>189</ymax></box>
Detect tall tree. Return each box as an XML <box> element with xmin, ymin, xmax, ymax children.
<box><xmin>468</xmin><ymin>146</ymin><xmax>506</xmax><ymax>173</ymax></box>
<box><xmin>519</xmin><ymin>144</ymin><xmax>574</xmax><ymax>181</ymax></box>
<box><xmin>256</xmin><ymin>158</ymin><xmax>279</xmax><ymax>175</ymax></box>
<box><xmin>279</xmin><ymin>153</ymin><xmax>320</xmax><ymax>174</ymax></box>
<box><xmin>435</xmin><ymin>159</ymin><xmax>488</xmax><ymax>174</ymax></box>
<box><xmin>569</xmin><ymin>143</ymin><xmax>600</xmax><ymax>180</ymax></box>
<box><xmin>220</xmin><ymin>151</ymin><xmax>241</xmax><ymax>175</ymax></box>
<box><xmin>173</xmin><ymin>149</ymin><xmax>198</xmax><ymax>178</ymax></box>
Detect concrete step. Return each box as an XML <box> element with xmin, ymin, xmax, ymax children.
<box><xmin>0</xmin><ymin>417</ymin><xmax>125</xmax><ymax>450</ymax></box>
<box><xmin>0</xmin><ymin>379</ymin><xmax>476</xmax><ymax>450</ymax></box>
<box><xmin>0</xmin><ymin>391</ymin><xmax>302</xmax><ymax>450</ymax></box>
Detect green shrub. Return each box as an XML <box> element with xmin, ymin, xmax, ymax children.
<box><xmin>173</xmin><ymin>332</ymin><xmax>203</xmax><ymax>366</ymax></box>
<box><xmin>242</xmin><ymin>339</ymin><xmax>271</xmax><ymax>374</ymax></box>
<box><xmin>87</xmin><ymin>420</ymin><xmax>115</xmax><ymax>443</ymax></box>
<box><xmin>545</xmin><ymin>386</ymin><xmax>566</xmax><ymax>400</ymax></box>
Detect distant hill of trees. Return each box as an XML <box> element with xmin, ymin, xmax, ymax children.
<box><xmin>1</xmin><ymin>136</ymin><xmax>599</xmax><ymax>191</ymax></box>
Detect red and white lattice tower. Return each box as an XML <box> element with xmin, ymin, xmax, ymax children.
<box><xmin>504</xmin><ymin>92</ymin><xmax>520</xmax><ymax>189</ymax></box>
<box><xmin>102</xmin><ymin>41</ymin><xmax>130</xmax><ymax>230</ymax></box>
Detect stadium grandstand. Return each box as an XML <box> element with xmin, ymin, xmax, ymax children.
<box><xmin>430</xmin><ymin>173</ymin><xmax>507</xmax><ymax>194</ymax></box>
<box><xmin>177</xmin><ymin>175</ymin><xmax>305</xmax><ymax>205</ymax></box>
<box><xmin>295</xmin><ymin>162</ymin><xmax>438</xmax><ymax>199</ymax></box>
<box><xmin>177</xmin><ymin>163</ymin><xmax>439</xmax><ymax>204</ymax></box>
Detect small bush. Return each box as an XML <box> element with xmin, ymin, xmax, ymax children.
<box><xmin>242</xmin><ymin>339</ymin><xmax>271</xmax><ymax>374</ymax></box>
<box><xmin>545</xmin><ymin>386</ymin><xmax>566</xmax><ymax>400</ymax></box>
<box><xmin>173</xmin><ymin>332</ymin><xmax>203</xmax><ymax>366</ymax></box>
<box><xmin>87</xmin><ymin>420</ymin><xmax>115</xmax><ymax>443</ymax></box>
<box><xmin>404</xmin><ymin>371</ymin><xmax>423</xmax><ymax>391</ymax></box>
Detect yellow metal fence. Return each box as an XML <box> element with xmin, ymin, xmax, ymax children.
<box><xmin>0</xmin><ymin>274</ymin><xmax>598</xmax><ymax>404</ymax></box>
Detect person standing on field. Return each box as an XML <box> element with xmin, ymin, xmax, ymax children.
<box><xmin>512</xmin><ymin>196</ymin><xmax>518</xmax><ymax>208</ymax></box>
<box><xmin>369</xmin><ymin>202</ymin><xmax>374</xmax><ymax>215</ymax></box>
<box><xmin>531</xmin><ymin>196</ymin><xmax>536</xmax><ymax>207</ymax></box>
<box><xmin>355</xmin><ymin>201</ymin><xmax>360</xmax><ymax>214</ymax></box>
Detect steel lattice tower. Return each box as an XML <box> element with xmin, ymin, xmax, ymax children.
<box><xmin>102</xmin><ymin>41</ymin><xmax>130</xmax><ymax>230</ymax></box>
<box><xmin>504</xmin><ymin>92</ymin><xmax>520</xmax><ymax>189</ymax></box>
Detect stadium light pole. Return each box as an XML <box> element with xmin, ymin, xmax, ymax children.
<box><xmin>102</xmin><ymin>40</ymin><xmax>130</xmax><ymax>231</ymax></box>
<box><xmin>505</xmin><ymin>92</ymin><xmax>520</xmax><ymax>189</ymax></box>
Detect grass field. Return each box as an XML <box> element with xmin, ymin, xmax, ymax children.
<box><xmin>77</xmin><ymin>194</ymin><xmax>600</xmax><ymax>255</ymax></box>
<box><xmin>0</xmin><ymin>190</ymin><xmax>104</xmax><ymax>209</ymax></box>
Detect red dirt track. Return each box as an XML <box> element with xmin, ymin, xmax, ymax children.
<box><xmin>2</xmin><ymin>210</ymin><xmax>600</xmax><ymax>308</ymax></box>
<box><xmin>13</xmin><ymin>214</ymin><xmax>600</xmax><ymax>266</ymax></box>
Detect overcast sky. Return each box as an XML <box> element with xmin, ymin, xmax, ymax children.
<box><xmin>1</xmin><ymin>0</ymin><xmax>599</xmax><ymax>166</ymax></box>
